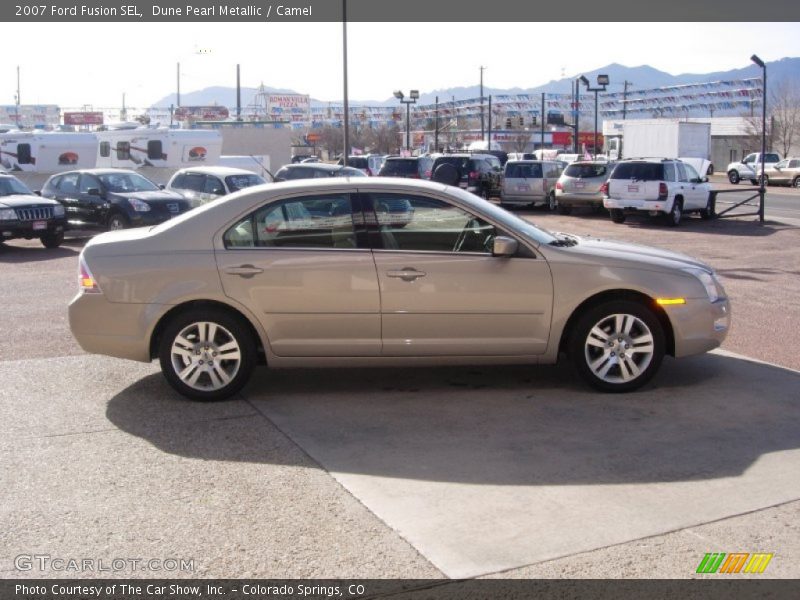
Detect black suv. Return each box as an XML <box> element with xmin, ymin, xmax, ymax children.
<box><xmin>430</xmin><ymin>154</ymin><xmax>503</xmax><ymax>199</ymax></box>
<box><xmin>0</xmin><ymin>174</ymin><xmax>67</xmax><ymax>248</ymax></box>
<box><xmin>378</xmin><ymin>157</ymin><xmax>424</xmax><ymax>178</ymax></box>
<box><xmin>41</xmin><ymin>169</ymin><xmax>191</xmax><ymax>230</ymax></box>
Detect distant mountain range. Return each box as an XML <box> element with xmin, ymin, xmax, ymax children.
<box><xmin>150</xmin><ymin>57</ymin><xmax>800</xmax><ymax>109</ymax></box>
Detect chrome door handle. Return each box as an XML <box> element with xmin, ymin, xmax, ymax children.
<box><xmin>224</xmin><ymin>264</ymin><xmax>264</xmax><ymax>278</ymax></box>
<box><xmin>387</xmin><ymin>268</ymin><xmax>426</xmax><ymax>282</ymax></box>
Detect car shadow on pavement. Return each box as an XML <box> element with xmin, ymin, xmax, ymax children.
<box><xmin>0</xmin><ymin>243</ymin><xmax>79</xmax><ymax>262</ymax></box>
<box><xmin>607</xmin><ymin>217</ymin><xmax>791</xmax><ymax>236</ymax></box>
<box><xmin>105</xmin><ymin>351</ymin><xmax>800</xmax><ymax>487</ymax></box>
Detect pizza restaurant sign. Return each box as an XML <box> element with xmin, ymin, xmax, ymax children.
<box><xmin>267</xmin><ymin>94</ymin><xmax>311</xmax><ymax>121</ymax></box>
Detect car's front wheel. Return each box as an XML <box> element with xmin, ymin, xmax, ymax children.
<box><xmin>107</xmin><ymin>213</ymin><xmax>129</xmax><ymax>230</ymax></box>
<box><xmin>728</xmin><ymin>171</ymin><xmax>740</xmax><ymax>184</ymax></box>
<box><xmin>40</xmin><ymin>232</ymin><xmax>64</xmax><ymax>248</ymax></box>
<box><xmin>570</xmin><ymin>300</ymin><xmax>665</xmax><ymax>393</ymax></box>
<box><xmin>158</xmin><ymin>308</ymin><xmax>257</xmax><ymax>401</ymax></box>
<box><xmin>609</xmin><ymin>209</ymin><xmax>626</xmax><ymax>223</ymax></box>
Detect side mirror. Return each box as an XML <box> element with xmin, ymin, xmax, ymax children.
<box><xmin>87</xmin><ymin>188</ymin><xmax>101</xmax><ymax>196</ymax></box>
<box><xmin>492</xmin><ymin>236</ymin><xmax>518</xmax><ymax>257</ymax></box>
<box><xmin>34</xmin><ymin>190</ymin><xmax>41</xmax><ymax>196</ymax></box>
<box><xmin>703</xmin><ymin>177</ymin><xmax>709</xmax><ymax>183</ymax></box>
<box><xmin>159</xmin><ymin>184</ymin><xmax>166</xmax><ymax>190</ymax></box>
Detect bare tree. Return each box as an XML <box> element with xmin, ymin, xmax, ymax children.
<box><xmin>769</xmin><ymin>80</ymin><xmax>800</xmax><ymax>157</ymax></box>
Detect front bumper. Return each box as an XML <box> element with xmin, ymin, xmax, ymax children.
<box><xmin>0</xmin><ymin>217</ymin><xmax>67</xmax><ymax>240</ymax></box>
<box><xmin>669</xmin><ymin>297</ymin><xmax>731</xmax><ymax>358</ymax></box>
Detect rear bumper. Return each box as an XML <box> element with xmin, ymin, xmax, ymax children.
<box><xmin>604</xmin><ymin>197</ymin><xmax>669</xmax><ymax>213</ymax></box>
<box><xmin>501</xmin><ymin>193</ymin><xmax>547</xmax><ymax>205</ymax></box>
<box><xmin>556</xmin><ymin>191</ymin><xmax>604</xmax><ymax>206</ymax></box>
<box><xmin>69</xmin><ymin>292</ymin><xmax>157</xmax><ymax>362</ymax></box>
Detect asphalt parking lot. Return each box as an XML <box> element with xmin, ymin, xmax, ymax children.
<box><xmin>1</xmin><ymin>208</ymin><xmax>799</xmax><ymax>580</ymax></box>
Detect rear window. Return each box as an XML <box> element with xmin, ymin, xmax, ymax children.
<box><xmin>348</xmin><ymin>157</ymin><xmax>368</xmax><ymax>169</ymax></box>
<box><xmin>611</xmin><ymin>162</ymin><xmax>664</xmax><ymax>181</ymax></box>
<box><xmin>564</xmin><ymin>164</ymin><xmax>608</xmax><ymax>178</ymax></box>
<box><xmin>505</xmin><ymin>163</ymin><xmax>543</xmax><ymax>178</ymax></box>
<box><xmin>765</xmin><ymin>153</ymin><xmax>780</xmax><ymax>163</ymax></box>
<box><xmin>380</xmin><ymin>159</ymin><xmax>419</xmax><ymax>176</ymax></box>
<box><xmin>433</xmin><ymin>156</ymin><xmax>470</xmax><ymax>173</ymax></box>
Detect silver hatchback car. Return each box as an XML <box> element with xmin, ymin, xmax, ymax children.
<box><xmin>69</xmin><ymin>179</ymin><xmax>730</xmax><ymax>401</ymax></box>
<box><xmin>500</xmin><ymin>160</ymin><xmax>562</xmax><ymax>209</ymax></box>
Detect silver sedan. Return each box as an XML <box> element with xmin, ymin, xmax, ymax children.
<box><xmin>69</xmin><ymin>178</ymin><xmax>730</xmax><ymax>400</ymax></box>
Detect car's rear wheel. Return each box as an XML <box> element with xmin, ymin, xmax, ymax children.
<box><xmin>665</xmin><ymin>199</ymin><xmax>682</xmax><ymax>227</ymax></box>
<box><xmin>547</xmin><ymin>192</ymin><xmax>557</xmax><ymax>211</ymax></box>
<box><xmin>40</xmin><ymin>232</ymin><xmax>64</xmax><ymax>248</ymax></box>
<box><xmin>158</xmin><ymin>308</ymin><xmax>256</xmax><ymax>401</ymax></box>
<box><xmin>609</xmin><ymin>209</ymin><xmax>626</xmax><ymax>224</ymax></box>
<box><xmin>759</xmin><ymin>175</ymin><xmax>769</xmax><ymax>187</ymax></box>
<box><xmin>728</xmin><ymin>171</ymin><xmax>740</xmax><ymax>184</ymax></box>
<box><xmin>570</xmin><ymin>300</ymin><xmax>665</xmax><ymax>393</ymax></box>
<box><xmin>793</xmin><ymin>177</ymin><xmax>800</xmax><ymax>189</ymax></box>
<box><xmin>699</xmin><ymin>194</ymin><xmax>715</xmax><ymax>220</ymax></box>
<box><xmin>107</xmin><ymin>213</ymin><xmax>129</xmax><ymax>230</ymax></box>
<box><xmin>749</xmin><ymin>179</ymin><xmax>758</xmax><ymax>186</ymax></box>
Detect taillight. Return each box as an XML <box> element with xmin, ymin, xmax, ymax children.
<box><xmin>424</xmin><ymin>170</ymin><xmax>432</xmax><ymax>178</ymax></box>
<box><xmin>555</xmin><ymin>181</ymin><xmax>563</xmax><ymax>190</ymax></box>
<box><xmin>468</xmin><ymin>170</ymin><xmax>479</xmax><ymax>181</ymax></box>
<box><xmin>658</xmin><ymin>182</ymin><xmax>668</xmax><ymax>200</ymax></box>
<box><xmin>78</xmin><ymin>256</ymin><xmax>102</xmax><ymax>294</ymax></box>
<box><xmin>600</xmin><ymin>182</ymin><xmax>609</xmax><ymax>195</ymax></box>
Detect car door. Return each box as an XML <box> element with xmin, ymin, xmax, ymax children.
<box><xmin>676</xmin><ymin>163</ymin><xmax>704</xmax><ymax>210</ymax></box>
<box><xmin>367</xmin><ymin>191</ymin><xmax>553</xmax><ymax>356</ymax></box>
<box><xmin>77</xmin><ymin>173</ymin><xmax>108</xmax><ymax>226</ymax></box>
<box><xmin>52</xmin><ymin>173</ymin><xmax>83</xmax><ymax>223</ymax></box>
<box><xmin>215</xmin><ymin>192</ymin><xmax>381</xmax><ymax>357</ymax></box>
<box><xmin>769</xmin><ymin>160</ymin><xmax>790</xmax><ymax>184</ymax></box>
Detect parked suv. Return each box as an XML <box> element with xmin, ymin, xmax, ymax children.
<box><xmin>726</xmin><ymin>152</ymin><xmax>781</xmax><ymax>185</ymax></box>
<box><xmin>378</xmin><ymin>157</ymin><xmax>425</xmax><ymax>178</ymax></box>
<box><xmin>555</xmin><ymin>160</ymin><xmax>615</xmax><ymax>214</ymax></box>
<box><xmin>430</xmin><ymin>153</ymin><xmax>503</xmax><ymax>199</ymax></box>
<box><xmin>603</xmin><ymin>158</ymin><xmax>713</xmax><ymax>226</ymax></box>
<box><xmin>0</xmin><ymin>174</ymin><xmax>67</xmax><ymax>248</ymax></box>
<box><xmin>501</xmin><ymin>160</ymin><xmax>562</xmax><ymax>209</ymax></box>
<box><xmin>166</xmin><ymin>166</ymin><xmax>266</xmax><ymax>207</ymax></box>
<box><xmin>41</xmin><ymin>169</ymin><xmax>191</xmax><ymax>230</ymax></box>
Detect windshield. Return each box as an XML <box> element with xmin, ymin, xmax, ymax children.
<box><xmin>0</xmin><ymin>177</ymin><xmax>34</xmax><ymax>196</ymax></box>
<box><xmin>98</xmin><ymin>172</ymin><xmax>160</xmax><ymax>193</ymax></box>
<box><xmin>225</xmin><ymin>174</ymin><xmax>266</xmax><ymax>192</ymax></box>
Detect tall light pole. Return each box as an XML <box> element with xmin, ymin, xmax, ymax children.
<box><xmin>394</xmin><ymin>89</ymin><xmax>419</xmax><ymax>153</ymax></box>
<box><xmin>479</xmin><ymin>66</ymin><xmax>486</xmax><ymax>143</ymax></box>
<box><xmin>580</xmin><ymin>74</ymin><xmax>609</xmax><ymax>159</ymax></box>
<box><xmin>751</xmin><ymin>54</ymin><xmax>767</xmax><ymax>223</ymax></box>
<box><xmin>342</xmin><ymin>0</ymin><xmax>349</xmax><ymax>165</ymax></box>
<box><xmin>573</xmin><ymin>78</ymin><xmax>581</xmax><ymax>154</ymax></box>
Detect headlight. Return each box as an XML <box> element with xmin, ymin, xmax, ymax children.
<box><xmin>127</xmin><ymin>198</ymin><xmax>151</xmax><ymax>212</ymax></box>
<box><xmin>0</xmin><ymin>208</ymin><xmax>16</xmax><ymax>220</ymax></box>
<box><xmin>683</xmin><ymin>268</ymin><xmax>722</xmax><ymax>303</ymax></box>
<box><xmin>53</xmin><ymin>204</ymin><xmax>65</xmax><ymax>217</ymax></box>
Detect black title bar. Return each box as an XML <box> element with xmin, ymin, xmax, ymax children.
<box><xmin>4</xmin><ymin>0</ymin><xmax>800</xmax><ymax>22</ymax></box>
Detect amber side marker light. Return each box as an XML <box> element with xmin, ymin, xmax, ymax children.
<box><xmin>656</xmin><ymin>297</ymin><xmax>686</xmax><ymax>306</ymax></box>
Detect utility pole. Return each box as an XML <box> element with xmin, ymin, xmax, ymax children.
<box><xmin>487</xmin><ymin>95</ymin><xmax>492</xmax><ymax>149</ymax></box>
<box><xmin>541</xmin><ymin>92</ymin><xmax>546</xmax><ymax>151</ymax></box>
<box><xmin>342</xmin><ymin>0</ymin><xmax>349</xmax><ymax>165</ymax></box>
<box><xmin>176</xmin><ymin>62</ymin><xmax>181</xmax><ymax>107</ymax></box>
<box><xmin>479</xmin><ymin>65</ymin><xmax>486</xmax><ymax>143</ymax></box>
<box><xmin>434</xmin><ymin>95</ymin><xmax>439</xmax><ymax>153</ymax></box>
<box><xmin>621</xmin><ymin>80</ymin><xmax>632</xmax><ymax>120</ymax></box>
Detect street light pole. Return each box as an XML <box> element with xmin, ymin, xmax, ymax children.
<box><xmin>342</xmin><ymin>0</ymin><xmax>349</xmax><ymax>166</ymax></box>
<box><xmin>751</xmin><ymin>54</ymin><xmax>766</xmax><ymax>223</ymax></box>
<box><xmin>480</xmin><ymin>66</ymin><xmax>486</xmax><ymax>143</ymax></box>
<box><xmin>580</xmin><ymin>74</ymin><xmax>609</xmax><ymax>159</ymax></box>
<box><xmin>573</xmin><ymin>78</ymin><xmax>580</xmax><ymax>154</ymax></box>
<box><xmin>394</xmin><ymin>90</ymin><xmax>419</xmax><ymax>153</ymax></box>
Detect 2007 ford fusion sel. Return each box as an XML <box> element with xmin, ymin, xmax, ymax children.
<box><xmin>69</xmin><ymin>178</ymin><xmax>730</xmax><ymax>401</ymax></box>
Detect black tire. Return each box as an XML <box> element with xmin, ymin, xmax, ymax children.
<box><xmin>158</xmin><ymin>308</ymin><xmax>257</xmax><ymax>401</ymax></box>
<box><xmin>609</xmin><ymin>209</ymin><xmax>626</xmax><ymax>224</ymax></box>
<box><xmin>727</xmin><ymin>171</ymin><xmax>740</xmax><ymax>184</ymax></box>
<box><xmin>547</xmin><ymin>192</ymin><xmax>557</xmax><ymax>211</ymax></box>
<box><xmin>793</xmin><ymin>177</ymin><xmax>800</xmax><ymax>189</ymax></box>
<box><xmin>699</xmin><ymin>194</ymin><xmax>715</xmax><ymax>220</ymax></box>
<box><xmin>569</xmin><ymin>299</ymin><xmax>665</xmax><ymax>393</ymax></box>
<box><xmin>40</xmin><ymin>231</ymin><xmax>64</xmax><ymax>248</ymax></box>
<box><xmin>665</xmin><ymin>198</ymin><xmax>682</xmax><ymax>227</ymax></box>
<box><xmin>558</xmin><ymin>204</ymin><xmax>572</xmax><ymax>215</ymax></box>
<box><xmin>107</xmin><ymin>212</ymin><xmax>129</xmax><ymax>230</ymax></box>
<box><xmin>749</xmin><ymin>179</ymin><xmax>758</xmax><ymax>186</ymax></box>
<box><xmin>481</xmin><ymin>187</ymin><xmax>490</xmax><ymax>200</ymax></box>
<box><xmin>707</xmin><ymin>164</ymin><xmax>714</xmax><ymax>176</ymax></box>
<box><xmin>432</xmin><ymin>163</ymin><xmax>460</xmax><ymax>187</ymax></box>
<box><xmin>759</xmin><ymin>175</ymin><xmax>769</xmax><ymax>187</ymax></box>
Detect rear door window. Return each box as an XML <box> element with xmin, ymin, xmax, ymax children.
<box><xmin>505</xmin><ymin>163</ymin><xmax>543</xmax><ymax>178</ymax></box>
<box><xmin>564</xmin><ymin>164</ymin><xmax>607</xmax><ymax>178</ymax></box>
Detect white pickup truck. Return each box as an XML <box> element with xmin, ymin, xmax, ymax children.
<box><xmin>726</xmin><ymin>152</ymin><xmax>782</xmax><ymax>184</ymax></box>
